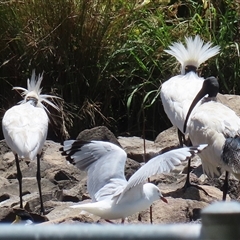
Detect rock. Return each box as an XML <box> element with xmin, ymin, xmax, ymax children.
<box><xmin>77</xmin><ymin>126</ymin><xmax>121</xmax><ymax>147</ymax></box>
<box><xmin>23</xmin><ymin>191</ymin><xmax>58</xmax><ymax>213</ymax></box>
<box><xmin>125</xmin><ymin>158</ymin><xmax>141</xmax><ymax>180</ymax></box>
<box><xmin>155</xmin><ymin>126</ymin><xmax>179</xmax><ymax>148</ymax></box>
<box><xmin>0</xmin><ymin>177</ymin><xmax>58</xmax><ymax>198</ymax></box>
<box><xmin>1</xmin><ymin>116</ymin><xmax>240</xmax><ymax>224</ymax></box>
<box><xmin>0</xmin><ymin>207</ymin><xmax>48</xmax><ymax>223</ymax></box>
<box><xmin>60</xmin><ymin>179</ymin><xmax>89</xmax><ymax>202</ymax></box>
<box><xmin>0</xmin><ymin>193</ymin><xmax>19</xmax><ymax>208</ymax></box>
<box><xmin>118</xmin><ymin>136</ymin><xmax>162</xmax><ymax>163</ymax></box>
<box><xmin>217</xmin><ymin>93</ymin><xmax>240</xmax><ymax>117</ymax></box>
<box><xmin>130</xmin><ymin>197</ymin><xmax>209</xmax><ymax>224</ymax></box>
<box><xmin>0</xmin><ymin>140</ymin><xmax>11</xmax><ymax>161</ymax></box>
<box><xmin>0</xmin><ymin>207</ymin><xmax>16</xmax><ymax>223</ymax></box>
<box><xmin>0</xmin><ymin>176</ymin><xmax>10</xmax><ymax>189</ymax></box>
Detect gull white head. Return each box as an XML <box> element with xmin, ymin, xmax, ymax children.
<box><xmin>144</xmin><ymin>183</ymin><xmax>168</xmax><ymax>203</ymax></box>
<box><xmin>13</xmin><ymin>70</ymin><xmax>60</xmax><ymax>112</ymax></box>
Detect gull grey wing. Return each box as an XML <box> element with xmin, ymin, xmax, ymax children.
<box><xmin>117</xmin><ymin>144</ymin><xmax>207</xmax><ymax>203</ymax></box>
<box><xmin>94</xmin><ymin>178</ymin><xmax>127</xmax><ymax>201</ymax></box>
<box><xmin>63</xmin><ymin>140</ymin><xmax>115</xmax><ymax>170</ymax></box>
<box><xmin>62</xmin><ymin>140</ymin><xmax>128</xmax><ymax>201</ymax></box>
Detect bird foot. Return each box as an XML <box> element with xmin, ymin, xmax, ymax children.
<box><xmin>102</xmin><ymin>219</ymin><xmax>125</xmax><ymax>224</ymax></box>
<box><xmin>182</xmin><ymin>181</ymin><xmax>210</xmax><ymax>197</ymax></box>
<box><xmin>103</xmin><ymin>219</ymin><xmax>115</xmax><ymax>224</ymax></box>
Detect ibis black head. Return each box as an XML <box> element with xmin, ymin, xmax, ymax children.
<box><xmin>185</xmin><ymin>65</ymin><xmax>197</xmax><ymax>74</ymax></box>
<box><xmin>183</xmin><ymin>76</ymin><xmax>219</xmax><ymax>133</ymax></box>
<box><xmin>202</xmin><ymin>76</ymin><xmax>219</xmax><ymax>98</ymax></box>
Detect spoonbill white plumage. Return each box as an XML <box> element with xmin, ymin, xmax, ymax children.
<box><xmin>2</xmin><ymin>70</ymin><xmax>60</xmax><ymax>214</ymax></box>
<box><xmin>61</xmin><ymin>140</ymin><xmax>207</xmax><ymax>223</ymax></box>
<box><xmin>160</xmin><ymin>35</ymin><xmax>220</xmax><ymax>189</ymax></box>
<box><xmin>183</xmin><ymin>76</ymin><xmax>240</xmax><ymax>200</ymax></box>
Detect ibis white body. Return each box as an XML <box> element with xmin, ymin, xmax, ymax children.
<box><xmin>187</xmin><ymin>98</ymin><xmax>240</xmax><ymax>178</ymax></box>
<box><xmin>161</xmin><ymin>72</ymin><xmax>204</xmax><ymax>133</ymax></box>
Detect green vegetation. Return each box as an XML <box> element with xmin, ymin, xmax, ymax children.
<box><xmin>0</xmin><ymin>0</ymin><xmax>239</xmax><ymax>140</ymax></box>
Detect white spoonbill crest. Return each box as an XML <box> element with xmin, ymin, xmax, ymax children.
<box><xmin>13</xmin><ymin>70</ymin><xmax>60</xmax><ymax>112</ymax></box>
<box><xmin>2</xmin><ymin>70</ymin><xmax>61</xmax><ymax>214</ymax></box>
<box><xmin>164</xmin><ymin>35</ymin><xmax>220</xmax><ymax>74</ymax></box>
<box><xmin>161</xmin><ymin>35</ymin><xmax>220</xmax><ymax>134</ymax></box>
<box><xmin>61</xmin><ymin>140</ymin><xmax>207</xmax><ymax>222</ymax></box>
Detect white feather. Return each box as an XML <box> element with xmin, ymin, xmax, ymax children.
<box><xmin>2</xmin><ymin>70</ymin><xmax>61</xmax><ymax>161</ymax></box>
<box><xmin>161</xmin><ymin>36</ymin><xmax>220</xmax><ymax>134</ymax></box>
<box><xmin>188</xmin><ymin>100</ymin><xmax>240</xmax><ymax>178</ymax></box>
<box><xmin>13</xmin><ymin>70</ymin><xmax>60</xmax><ymax>112</ymax></box>
<box><xmin>62</xmin><ymin>140</ymin><xmax>207</xmax><ymax>218</ymax></box>
<box><xmin>165</xmin><ymin>35</ymin><xmax>220</xmax><ymax>74</ymax></box>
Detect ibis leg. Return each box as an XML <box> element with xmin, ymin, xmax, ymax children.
<box><xmin>182</xmin><ymin>159</ymin><xmax>209</xmax><ymax>196</ymax></box>
<box><xmin>178</xmin><ymin>128</ymin><xmax>192</xmax><ymax>147</ymax></box>
<box><xmin>103</xmin><ymin>219</ymin><xmax>125</xmax><ymax>224</ymax></box>
<box><xmin>183</xmin><ymin>158</ymin><xmax>192</xmax><ymax>188</ymax></box>
<box><xmin>36</xmin><ymin>154</ymin><xmax>44</xmax><ymax>215</ymax></box>
<box><xmin>177</xmin><ymin>129</ymin><xmax>185</xmax><ymax>147</ymax></box>
<box><xmin>177</xmin><ymin>128</ymin><xmax>193</xmax><ymax>188</ymax></box>
<box><xmin>149</xmin><ymin>204</ymin><xmax>153</xmax><ymax>224</ymax></box>
<box><xmin>178</xmin><ymin>132</ymin><xmax>209</xmax><ymax>196</ymax></box>
<box><xmin>104</xmin><ymin>219</ymin><xmax>116</xmax><ymax>224</ymax></box>
<box><xmin>222</xmin><ymin>171</ymin><xmax>229</xmax><ymax>201</ymax></box>
<box><xmin>15</xmin><ymin>154</ymin><xmax>23</xmax><ymax>209</ymax></box>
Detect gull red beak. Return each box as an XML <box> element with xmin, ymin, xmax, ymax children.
<box><xmin>161</xmin><ymin>196</ymin><xmax>168</xmax><ymax>203</ymax></box>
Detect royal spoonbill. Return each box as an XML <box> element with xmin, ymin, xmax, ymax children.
<box><xmin>2</xmin><ymin>70</ymin><xmax>60</xmax><ymax>214</ymax></box>
<box><xmin>183</xmin><ymin>76</ymin><xmax>240</xmax><ymax>200</ymax></box>
<box><xmin>160</xmin><ymin>35</ymin><xmax>220</xmax><ymax>189</ymax></box>
<box><xmin>61</xmin><ymin>140</ymin><xmax>207</xmax><ymax>223</ymax></box>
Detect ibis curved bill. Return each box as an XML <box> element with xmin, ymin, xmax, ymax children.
<box><xmin>2</xmin><ymin>70</ymin><xmax>61</xmax><ymax>214</ymax></box>
<box><xmin>183</xmin><ymin>76</ymin><xmax>240</xmax><ymax>200</ymax></box>
<box><xmin>61</xmin><ymin>140</ymin><xmax>207</xmax><ymax>223</ymax></box>
<box><xmin>160</xmin><ymin>36</ymin><xmax>220</xmax><ymax>190</ymax></box>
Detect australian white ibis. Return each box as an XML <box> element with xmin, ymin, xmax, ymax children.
<box><xmin>183</xmin><ymin>76</ymin><xmax>240</xmax><ymax>200</ymax></box>
<box><xmin>61</xmin><ymin>140</ymin><xmax>207</xmax><ymax>223</ymax></box>
<box><xmin>160</xmin><ymin>35</ymin><xmax>220</xmax><ymax>189</ymax></box>
<box><xmin>2</xmin><ymin>70</ymin><xmax>60</xmax><ymax>214</ymax></box>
